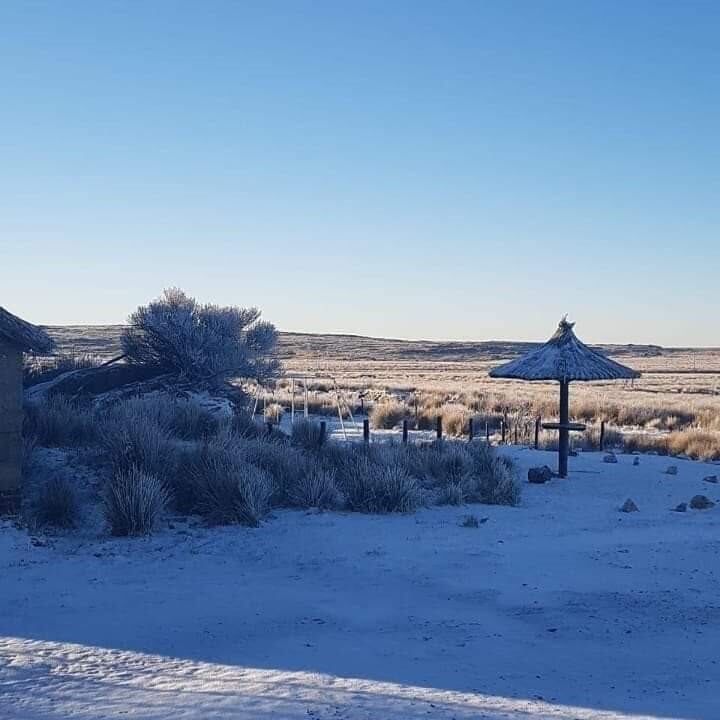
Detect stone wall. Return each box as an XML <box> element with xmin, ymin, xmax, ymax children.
<box><xmin>0</xmin><ymin>341</ymin><xmax>23</xmax><ymax>507</ymax></box>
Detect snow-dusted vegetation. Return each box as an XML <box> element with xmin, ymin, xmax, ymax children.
<box><xmin>2</xmin><ymin>449</ymin><xmax>719</xmax><ymax>719</ymax></box>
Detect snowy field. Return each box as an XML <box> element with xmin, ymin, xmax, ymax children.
<box><xmin>2</xmin><ymin>449</ymin><xmax>719</xmax><ymax>720</ymax></box>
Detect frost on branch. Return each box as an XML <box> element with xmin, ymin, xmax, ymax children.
<box><xmin>121</xmin><ymin>288</ymin><xmax>279</xmax><ymax>385</ymax></box>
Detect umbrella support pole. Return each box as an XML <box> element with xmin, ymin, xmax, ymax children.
<box><xmin>558</xmin><ymin>380</ymin><xmax>570</xmax><ymax>478</ymax></box>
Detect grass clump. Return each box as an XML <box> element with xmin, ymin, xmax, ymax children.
<box><xmin>103</xmin><ymin>466</ymin><xmax>169</xmax><ymax>536</ymax></box>
<box><xmin>26</xmin><ymin>473</ymin><xmax>80</xmax><ymax>529</ymax></box>
<box><xmin>24</xmin><ymin>395</ymin><xmax>97</xmax><ymax>447</ymax></box>
<box><xmin>288</xmin><ymin>462</ymin><xmax>340</xmax><ymax>510</ymax></box>
<box><xmin>337</xmin><ymin>446</ymin><xmax>420</xmax><ymax>513</ymax></box>
<box><xmin>189</xmin><ymin>441</ymin><xmax>271</xmax><ymax>526</ymax></box>
<box><xmin>370</xmin><ymin>401</ymin><xmax>407</xmax><ymax>430</ymax></box>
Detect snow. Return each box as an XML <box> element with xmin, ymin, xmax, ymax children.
<box><xmin>2</xmin><ymin>449</ymin><xmax>719</xmax><ymax>719</ymax></box>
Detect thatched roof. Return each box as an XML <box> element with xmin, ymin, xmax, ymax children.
<box><xmin>0</xmin><ymin>306</ymin><xmax>54</xmax><ymax>353</ymax></box>
<box><xmin>489</xmin><ymin>318</ymin><xmax>640</xmax><ymax>382</ymax></box>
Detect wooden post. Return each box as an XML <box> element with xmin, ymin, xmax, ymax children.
<box><xmin>304</xmin><ymin>378</ymin><xmax>309</xmax><ymax>419</ymax></box>
<box><xmin>514</xmin><ymin>422</ymin><xmax>518</xmax><ymax>445</ymax></box>
<box><xmin>501</xmin><ymin>419</ymin><xmax>506</xmax><ymax>444</ymax></box>
<box><xmin>485</xmin><ymin>422</ymin><xmax>490</xmax><ymax>443</ymax></box>
<box><xmin>534</xmin><ymin>416</ymin><xmax>541</xmax><ymax>450</ymax></box>
<box><xmin>558</xmin><ymin>380</ymin><xmax>570</xmax><ymax>478</ymax></box>
<box><xmin>468</xmin><ymin>417</ymin><xmax>474</xmax><ymax>442</ymax></box>
<box><xmin>319</xmin><ymin>420</ymin><xmax>326</xmax><ymax>446</ymax></box>
<box><xmin>436</xmin><ymin>416</ymin><xmax>442</xmax><ymax>440</ymax></box>
<box><xmin>363</xmin><ymin>418</ymin><xmax>370</xmax><ymax>443</ymax></box>
<box><xmin>599</xmin><ymin>420</ymin><xmax>606</xmax><ymax>452</ymax></box>
<box><xmin>402</xmin><ymin>419</ymin><xmax>408</xmax><ymax>444</ymax></box>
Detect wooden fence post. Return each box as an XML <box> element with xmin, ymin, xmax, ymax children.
<box><xmin>402</xmin><ymin>419</ymin><xmax>408</xmax><ymax>444</ymax></box>
<box><xmin>485</xmin><ymin>422</ymin><xmax>490</xmax><ymax>443</ymax></box>
<box><xmin>514</xmin><ymin>423</ymin><xmax>518</xmax><ymax>445</ymax></box>
<box><xmin>535</xmin><ymin>417</ymin><xmax>541</xmax><ymax>450</ymax></box>
<box><xmin>468</xmin><ymin>417</ymin><xmax>474</xmax><ymax>442</ymax></box>
<box><xmin>501</xmin><ymin>419</ymin><xmax>506</xmax><ymax>444</ymax></box>
<box><xmin>600</xmin><ymin>420</ymin><xmax>606</xmax><ymax>452</ymax></box>
<box><xmin>436</xmin><ymin>416</ymin><xmax>442</xmax><ymax>440</ymax></box>
<box><xmin>363</xmin><ymin>418</ymin><xmax>370</xmax><ymax>444</ymax></box>
<box><xmin>319</xmin><ymin>420</ymin><xmax>327</xmax><ymax>446</ymax></box>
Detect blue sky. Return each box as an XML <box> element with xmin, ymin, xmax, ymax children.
<box><xmin>1</xmin><ymin>1</ymin><xmax>718</xmax><ymax>345</ymax></box>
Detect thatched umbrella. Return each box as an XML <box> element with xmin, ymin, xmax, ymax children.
<box><xmin>489</xmin><ymin>318</ymin><xmax>640</xmax><ymax>477</ymax></box>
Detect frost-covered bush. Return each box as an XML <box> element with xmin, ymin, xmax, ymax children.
<box><xmin>98</xmin><ymin>401</ymin><xmax>175</xmax><ymax>480</ymax></box>
<box><xmin>26</xmin><ymin>472</ymin><xmax>80</xmax><ymax>529</ymax></box>
<box><xmin>121</xmin><ymin>288</ymin><xmax>279</xmax><ymax>385</ymax></box>
<box><xmin>189</xmin><ymin>441</ymin><xmax>271</xmax><ymax>526</ymax></box>
<box><xmin>104</xmin><ymin>466</ymin><xmax>169</xmax><ymax>536</ymax></box>
<box><xmin>235</xmin><ymin>438</ymin><xmax>307</xmax><ymax>506</ymax></box>
<box><xmin>288</xmin><ymin>462</ymin><xmax>339</xmax><ymax>510</ymax></box>
<box><xmin>24</xmin><ymin>395</ymin><xmax>97</xmax><ymax>447</ymax></box>
<box><xmin>336</xmin><ymin>446</ymin><xmax>420</xmax><ymax>513</ymax></box>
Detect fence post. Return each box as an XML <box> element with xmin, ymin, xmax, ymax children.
<box><xmin>514</xmin><ymin>423</ymin><xmax>518</xmax><ymax>445</ymax></box>
<box><xmin>468</xmin><ymin>417</ymin><xmax>474</xmax><ymax>442</ymax></box>
<box><xmin>600</xmin><ymin>420</ymin><xmax>606</xmax><ymax>452</ymax></box>
<box><xmin>501</xmin><ymin>419</ymin><xmax>506</xmax><ymax>444</ymax></box>
<box><xmin>535</xmin><ymin>417</ymin><xmax>541</xmax><ymax>450</ymax></box>
<box><xmin>363</xmin><ymin>418</ymin><xmax>370</xmax><ymax>444</ymax></box>
<box><xmin>319</xmin><ymin>420</ymin><xmax>327</xmax><ymax>446</ymax></box>
<box><xmin>402</xmin><ymin>419</ymin><xmax>408</xmax><ymax>444</ymax></box>
<box><xmin>436</xmin><ymin>416</ymin><xmax>442</xmax><ymax>440</ymax></box>
<box><xmin>485</xmin><ymin>421</ymin><xmax>490</xmax><ymax>443</ymax></box>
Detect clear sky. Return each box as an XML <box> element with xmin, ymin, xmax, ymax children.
<box><xmin>1</xmin><ymin>1</ymin><xmax>718</xmax><ymax>346</ymax></box>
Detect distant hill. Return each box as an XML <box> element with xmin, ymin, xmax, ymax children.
<box><xmin>42</xmin><ymin>324</ymin><xmax>668</xmax><ymax>363</ymax></box>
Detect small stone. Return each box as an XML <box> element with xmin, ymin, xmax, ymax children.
<box><xmin>703</xmin><ymin>475</ymin><xmax>718</xmax><ymax>484</ymax></box>
<box><xmin>603</xmin><ymin>453</ymin><xmax>618</xmax><ymax>464</ymax></box>
<box><xmin>620</xmin><ymin>498</ymin><xmax>639</xmax><ymax>513</ymax></box>
<box><xmin>671</xmin><ymin>503</ymin><xmax>687</xmax><ymax>513</ymax></box>
<box><xmin>528</xmin><ymin>466</ymin><xmax>553</xmax><ymax>484</ymax></box>
<box><xmin>690</xmin><ymin>495</ymin><xmax>715</xmax><ymax>510</ymax></box>
<box><xmin>665</xmin><ymin>465</ymin><xmax>678</xmax><ymax>475</ymax></box>
<box><xmin>633</xmin><ymin>457</ymin><xmax>640</xmax><ymax>466</ymax></box>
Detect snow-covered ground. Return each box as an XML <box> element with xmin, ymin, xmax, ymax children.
<box><xmin>2</xmin><ymin>449</ymin><xmax>719</xmax><ymax>719</ymax></box>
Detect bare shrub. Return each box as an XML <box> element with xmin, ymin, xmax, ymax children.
<box><xmin>103</xmin><ymin>466</ymin><xmax>169</xmax><ymax>536</ymax></box>
<box><xmin>288</xmin><ymin>462</ymin><xmax>339</xmax><ymax>509</ymax></box>
<box><xmin>24</xmin><ymin>395</ymin><xmax>96</xmax><ymax>447</ymax></box>
<box><xmin>121</xmin><ymin>287</ymin><xmax>279</xmax><ymax>385</ymax></box>
<box><xmin>370</xmin><ymin>401</ymin><xmax>407</xmax><ymax>430</ymax></box>
<box><xmin>26</xmin><ymin>473</ymin><xmax>79</xmax><ymax>529</ymax></box>
<box><xmin>190</xmin><ymin>443</ymin><xmax>271</xmax><ymax>526</ymax></box>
